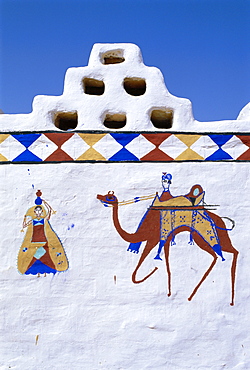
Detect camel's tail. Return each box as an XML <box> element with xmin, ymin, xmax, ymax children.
<box><xmin>132</xmin><ymin>267</ymin><xmax>158</xmax><ymax>284</ymax></box>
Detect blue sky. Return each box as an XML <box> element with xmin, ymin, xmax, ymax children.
<box><xmin>0</xmin><ymin>0</ymin><xmax>249</xmax><ymax>121</ymax></box>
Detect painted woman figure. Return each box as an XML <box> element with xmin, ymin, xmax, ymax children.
<box><xmin>18</xmin><ymin>190</ymin><xmax>68</xmax><ymax>275</ymax></box>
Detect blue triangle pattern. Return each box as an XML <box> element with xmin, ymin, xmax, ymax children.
<box><xmin>25</xmin><ymin>260</ymin><xmax>56</xmax><ymax>275</ymax></box>
<box><xmin>12</xmin><ymin>133</ymin><xmax>41</xmax><ymax>148</ymax></box>
<box><xmin>110</xmin><ymin>133</ymin><xmax>139</xmax><ymax>147</ymax></box>
<box><xmin>13</xmin><ymin>149</ymin><xmax>42</xmax><ymax>162</ymax></box>
<box><xmin>109</xmin><ymin>147</ymin><xmax>139</xmax><ymax>161</ymax></box>
<box><xmin>208</xmin><ymin>134</ymin><xmax>233</xmax><ymax>147</ymax></box>
<box><xmin>206</xmin><ymin>148</ymin><xmax>233</xmax><ymax>161</ymax></box>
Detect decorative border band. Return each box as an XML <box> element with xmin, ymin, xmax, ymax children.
<box><xmin>1</xmin><ymin>131</ymin><xmax>250</xmax><ymax>163</ymax></box>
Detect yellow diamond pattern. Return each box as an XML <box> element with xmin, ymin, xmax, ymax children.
<box><xmin>0</xmin><ymin>135</ymin><xmax>10</xmax><ymax>161</ymax></box>
<box><xmin>174</xmin><ymin>134</ymin><xmax>204</xmax><ymax>160</ymax></box>
<box><xmin>77</xmin><ymin>134</ymin><xmax>106</xmax><ymax>160</ymax></box>
<box><xmin>0</xmin><ymin>134</ymin><xmax>9</xmax><ymax>144</ymax></box>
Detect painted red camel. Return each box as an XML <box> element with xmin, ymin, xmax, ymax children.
<box><xmin>97</xmin><ymin>178</ymin><xmax>238</xmax><ymax>305</ymax></box>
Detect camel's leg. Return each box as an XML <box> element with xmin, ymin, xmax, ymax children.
<box><xmin>218</xmin><ymin>231</ymin><xmax>239</xmax><ymax>306</ymax></box>
<box><xmin>132</xmin><ymin>239</ymin><xmax>159</xmax><ymax>284</ymax></box>
<box><xmin>228</xmin><ymin>250</ymin><xmax>238</xmax><ymax>306</ymax></box>
<box><xmin>207</xmin><ymin>211</ymin><xmax>239</xmax><ymax>306</ymax></box>
<box><xmin>188</xmin><ymin>255</ymin><xmax>217</xmax><ymax>301</ymax></box>
<box><xmin>163</xmin><ymin>226</ymin><xmax>192</xmax><ymax>298</ymax></box>
<box><xmin>218</xmin><ymin>238</ymin><xmax>238</xmax><ymax>306</ymax></box>
<box><xmin>164</xmin><ymin>240</ymin><xmax>171</xmax><ymax>297</ymax></box>
<box><xmin>188</xmin><ymin>232</ymin><xmax>218</xmax><ymax>302</ymax></box>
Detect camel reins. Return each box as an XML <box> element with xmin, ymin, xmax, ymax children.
<box><xmin>99</xmin><ymin>192</ymin><xmax>218</xmax><ymax>209</ymax></box>
<box><xmin>99</xmin><ymin>193</ymin><xmax>235</xmax><ymax>231</ymax></box>
<box><xmin>99</xmin><ymin>193</ymin><xmax>156</xmax><ymax>207</ymax></box>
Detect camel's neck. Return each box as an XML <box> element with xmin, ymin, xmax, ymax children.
<box><xmin>112</xmin><ymin>205</ymin><xmax>143</xmax><ymax>243</ymax></box>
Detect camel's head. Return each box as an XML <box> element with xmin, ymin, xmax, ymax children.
<box><xmin>97</xmin><ymin>191</ymin><xmax>118</xmax><ymax>207</ymax></box>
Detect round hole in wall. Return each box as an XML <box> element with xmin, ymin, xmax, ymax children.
<box><xmin>103</xmin><ymin>113</ymin><xmax>126</xmax><ymax>129</ymax></box>
<box><xmin>83</xmin><ymin>78</ymin><xmax>105</xmax><ymax>95</ymax></box>
<box><xmin>54</xmin><ymin>112</ymin><xmax>78</xmax><ymax>131</ymax></box>
<box><xmin>101</xmin><ymin>49</ymin><xmax>125</xmax><ymax>64</ymax></box>
<box><xmin>150</xmin><ymin>109</ymin><xmax>173</xmax><ymax>129</ymax></box>
<box><xmin>123</xmin><ymin>78</ymin><xmax>146</xmax><ymax>96</ymax></box>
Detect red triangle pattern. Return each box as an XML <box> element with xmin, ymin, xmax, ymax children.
<box><xmin>141</xmin><ymin>133</ymin><xmax>173</xmax><ymax>161</ymax></box>
<box><xmin>142</xmin><ymin>133</ymin><xmax>171</xmax><ymax>147</ymax></box>
<box><xmin>44</xmin><ymin>133</ymin><xmax>74</xmax><ymax>161</ymax></box>
<box><xmin>236</xmin><ymin>135</ymin><xmax>250</xmax><ymax>160</ymax></box>
<box><xmin>141</xmin><ymin>148</ymin><xmax>173</xmax><ymax>161</ymax></box>
<box><xmin>44</xmin><ymin>133</ymin><xmax>74</xmax><ymax>146</ymax></box>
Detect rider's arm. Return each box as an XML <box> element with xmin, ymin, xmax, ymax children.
<box><xmin>43</xmin><ymin>200</ymin><xmax>52</xmax><ymax>220</ymax></box>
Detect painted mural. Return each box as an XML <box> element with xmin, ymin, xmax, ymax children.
<box><xmin>18</xmin><ymin>190</ymin><xmax>68</xmax><ymax>276</ymax></box>
<box><xmin>97</xmin><ymin>173</ymin><xmax>238</xmax><ymax>305</ymax></box>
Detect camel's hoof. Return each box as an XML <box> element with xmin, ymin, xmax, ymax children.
<box><xmin>167</xmin><ymin>293</ymin><xmax>171</xmax><ymax>297</ymax></box>
<box><xmin>230</xmin><ymin>302</ymin><xmax>234</xmax><ymax>306</ymax></box>
<box><xmin>154</xmin><ymin>255</ymin><xmax>162</xmax><ymax>261</ymax></box>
